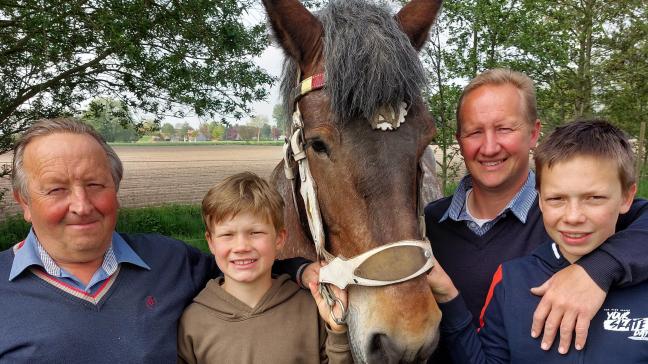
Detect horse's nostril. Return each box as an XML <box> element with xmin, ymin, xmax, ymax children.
<box><xmin>368</xmin><ymin>333</ymin><xmax>402</xmax><ymax>364</ymax></box>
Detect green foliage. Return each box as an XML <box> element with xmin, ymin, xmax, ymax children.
<box><xmin>209</xmin><ymin>122</ymin><xmax>226</xmax><ymax>141</ymax></box>
<box><xmin>160</xmin><ymin>123</ymin><xmax>176</xmax><ymax>137</ymax></box>
<box><xmin>0</xmin><ymin>214</ymin><xmax>31</xmax><ymax>251</ymax></box>
<box><xmin>0</xmin><ymin>0</ymin><xmax>273</xmax><ymax>155</ymax></box>
<box><xmin>236</xmin><ymin>125</ymin><xmax>258</xmax><ymax>140</ymax></box>
<box><xmin>639</xmin><ymin>176</ymin><xmax>648</xmax><ymax>201</ymax></box>
<box><xmin>81</xmin><ymin>98</ymin><xmax>140</xmax><ymax>142</ymax></box>
<box><xmin>0</xmin><ymin>204</ymin><xmax>208</xmax><ymax>253</ymax></box>
<box><xmin>410</xmin><ymin>0</ymin><xmax>647</xmax><ymax>190</ymax></box>
<box><xmin>272</xmin><ymin>104</ymin><xmax>288</xmax><ymax>135</ymax></box>
<box><xmin>177</xmin><ymin>122</ymin><xmax>192</xmax><ymax>140</ymax></box>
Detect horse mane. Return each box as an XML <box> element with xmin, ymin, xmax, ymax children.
<box><xmin>279</xmin><ymin>0</ymin><xmax>426</xmax><ymax>125</ymax></box>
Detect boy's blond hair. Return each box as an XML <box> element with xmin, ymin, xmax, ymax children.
<box><xmin>202</xmin><ymin>172</ymin><xmax>285</xmax><ymax>232</ymax></box>
<box><xmin>534</xmin><ymin>119</ymin><xmax>636</xmax><ymax>193</ymax></box>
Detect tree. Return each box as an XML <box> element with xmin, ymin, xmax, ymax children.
<box><xmin>208</xmin><ymin>121</ymin><xmax>226</xmax><ymax>141</ymax></box>
<box><xmin>0</xmin><ymin>0</ymin><xmax>273</xmax><ymax>154</ymax></box>
<box><xmin>198</xmin><ymin>123</ymin><xmax>211</xmax><ymax>140</ymax></box>
<box><xmin>178</xmin><ymin>122</ymin><xmax>192</xmax><ymax>141</ymax></box>
<box><xmin>272</xmin><ymin>126</ymin><xmax>282</xmax><ymax>140</ymax></box>
<box><xmin>596</xmin><ymin>0</ymin><xmax>648</xmax><ymax>137</ymax></box>
<box><xmin>272</xmin><ymin>104</ymin><xmax>288</xmax><ymax>135</ymax></box>
<box><xmin>237</xmin><ymin>125</ymin><xmax>257</xmax><ymax>140</ymax></box>
<box><xmin>261</xmin><ymin>124</ymin><xmax>272</xmax><ymax>140</ymax></box>
<box><xmin>248</xmin><ymin>115</ymin><xmax>268</xmax><ymax>142</ymax></box>
<box><xmin>82</xmin><ymin>98</ymin><xmax>138</xmax><ymax>142</ymax></box>
<box><xmin>160</xmin><ymin>123</ymin><xmax>176</xmax><ymax>138</ymax></box>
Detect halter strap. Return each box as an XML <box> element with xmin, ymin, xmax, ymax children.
<box><xmin>283</xmin><ymin>71</ymin><xmax>429</xmax><ymax>263</ymax></box>
<box><xmin>292</xmin><ymin>73</ymin><xmax>326</xmax><ymax>103</ymax></box>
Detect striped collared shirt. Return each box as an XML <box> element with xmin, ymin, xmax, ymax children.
<box><xmin>440</xmin><ymin>171</ymin><xmax>537</xmax><ymax>236</ymax></box>
<box><xmin>9</xmin><ymin>230</ymin><xmax>150</xmax><ymax>293</ymax></box>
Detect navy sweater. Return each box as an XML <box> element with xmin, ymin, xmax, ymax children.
<box><xmin>425</xmin><ymin>197</ymin><xmax>648</xmax><ymax>363</ymax></box>
<box><xmin>441</xmin><ymin>241</ymin><xmax>648</xmax><ymax>363</ymax></box>
<box><xmin>0</xmin><ymin>233</ymin><xmax>215</xmax><ymax>363</ymax></box>
<box><xmin>425</xmin><ymin>197</ymin><xmax>648</xmax><ymax>327</ymax></box>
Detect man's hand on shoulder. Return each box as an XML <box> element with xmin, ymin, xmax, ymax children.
<box><xmin>530</xmin><ymin>264</ymin><xmax>606</xmax><ymax>354</ymax></box>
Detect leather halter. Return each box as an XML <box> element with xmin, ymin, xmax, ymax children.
<box><xmin>283</xmin><ymin>72</ymin><xmax>434</xmax><ymax>286</ymax></box>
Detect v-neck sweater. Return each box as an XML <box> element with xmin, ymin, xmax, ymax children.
<box><xmin>0</xmin><ymin>233</ymin><xmax>215</xmax><ymax>363</ymax></box>
<box><xmin>426</xmin><ymin>196</ymin><xmax>547</xmax><ymax>326</ymax></box>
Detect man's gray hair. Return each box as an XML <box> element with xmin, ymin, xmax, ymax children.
<box><xmin>12</xmin><ymin>117</ymin><xmax>124</xmax><ymax>200</ymax></box>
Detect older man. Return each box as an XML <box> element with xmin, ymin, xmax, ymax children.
<box><xmin>0</xmin><ymin>118</ymin><xmax>305</xmax><ymax>362</ymax></box>
<box><xmin>425</xmin><ymin>69</ymin><xmax>648</xmax><ymax>360</ymax></box>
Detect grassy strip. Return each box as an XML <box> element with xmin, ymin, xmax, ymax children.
<box><xmin>0</xmin><ymin>204</ymin><xmax>208</xmax><ymax>253</ymax></box>
<box><xmin>110</xmin><ymin>140</ymin><xmax>283</xmax><ymax>147</ymax></box>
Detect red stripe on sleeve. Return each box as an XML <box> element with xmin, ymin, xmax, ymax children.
<box><xmin>479</xmin><ymin>264</ymin><xmax>503</xmax><ymax>330</ymax></box>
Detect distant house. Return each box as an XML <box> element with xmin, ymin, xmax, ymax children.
<box><xmin>196</xmin><ymin>133</ymin><xmax>210</xmax><ymax>142</ymax></box>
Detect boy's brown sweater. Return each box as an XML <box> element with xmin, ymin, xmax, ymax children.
<box><xmin>178</xmin><ymin>274</ymin><xmax>352</xmax><ymax>364</ymax></box>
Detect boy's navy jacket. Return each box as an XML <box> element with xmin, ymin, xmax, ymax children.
<box><xmin>440</xmin><ymin>238</ymin><xmax>648</xmax><ymax>363</ymax></box>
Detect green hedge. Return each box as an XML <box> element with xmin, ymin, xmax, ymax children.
<box><xmin>0</xmin><ymin>204</ymin><xmax>208</xmax><ymax>252</ymax></box>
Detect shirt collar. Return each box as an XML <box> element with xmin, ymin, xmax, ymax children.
<box><xmin>440</xmin><ymin>171</ymin><xmax>537</xmax><ymax>223</ymax></box>
<box><xmin>9</xmin><ymin>230</ymin><xmax>149</xmax><ymax>281</ymax></box>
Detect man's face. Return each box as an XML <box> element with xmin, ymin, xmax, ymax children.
<box><xmin>539</xmin><ymin>156</ymin><xmax>636</xmax><ymax>263</ymax></box>
<box><xmin>457</xmin><ymin>84</ymin><xmax>540</xmax><ymax>194</ymax></box>
<box><xmin>206</xmin><ymin>211</ymin><xmax>285</xmax><ymax>290</ymax></box>
<box><xmin>15</xmin><ymin>133</ymin><xmax>119</xmax><ymax>263</ymax></box>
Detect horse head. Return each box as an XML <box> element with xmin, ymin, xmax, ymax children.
<box><xmin>264</xmin><ymin>0</ymin><xmax>443</xmax><ymax>362</ymax></box>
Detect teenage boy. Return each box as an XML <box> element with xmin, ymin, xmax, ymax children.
<box><xmin>427</xmin><ymin>120</ymin><xmax>648</xmax><ymax>363</ymax></box>
<box><xmin>177</xmin><ymin>172</ymin><xmax>352</xmax><ymax>364</ymax></box>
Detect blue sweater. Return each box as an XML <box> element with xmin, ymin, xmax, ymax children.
<box><xmin>0</xmin><ymin>233</ymin><xmax>215</xmax><ymax>364</ymax></box>
<box><xmin>440</xmin><ymin>240</ymin><xmax>648</xmax><ymax>363</ymax></box>
<box><xmin>425</xmin><ymin>197</ymin><xmax>648</xmax><ymax>326</ymax></box>
<box><xmin>425</xmin><ymin>197</ymin><xmax>648</xmax><ymax>363</ymax></box>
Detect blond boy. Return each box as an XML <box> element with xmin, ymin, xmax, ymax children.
<box><xmin>427</xmin><ymin>120</ymin><xmax>648</xmax><ymax>363</ymax></box>
<box><xmin>178</xmin><ymin>172</ymin><xmax>351</xmax><ymax>364</ymax></box>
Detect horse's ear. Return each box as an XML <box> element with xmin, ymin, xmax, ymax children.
<box><xmin>395</xmin><ymin>0</ymin><xmax>443</xmax><ymax>51</ymax></box>
<box><xmin>262</xmin><ymin>0</ymin><xmax>323</xmax><ymax>69</ymax></box>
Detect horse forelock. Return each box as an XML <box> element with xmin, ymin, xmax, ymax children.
<box><xmin>280</xmin><ymin>0</ymin><xmax>426</xmax><ymax>126</ymax></box>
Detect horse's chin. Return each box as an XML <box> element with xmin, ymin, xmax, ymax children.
<box><xmin>346</xmin><ymin>284</ymin><xmax>441</xmax><ymax>364</ymax></box>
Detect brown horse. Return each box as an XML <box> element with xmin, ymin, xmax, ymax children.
<box><xmin>264</xmin><ymin>0</ymin><xmax>443</xmax><ymax>362</ymax></box>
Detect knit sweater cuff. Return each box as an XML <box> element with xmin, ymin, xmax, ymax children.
<box><xmin>576</xmin><ymin>250</ymin><xmax>624</xmax><ymax>292</ymax></box>
<box><xmin>325</xmin><ymin>326</ymin><xmax>350</xmax><ymax>348</ymax></box>
<box><xmin>439</xmin><ymin>293</ymin><xmax>473</xmax><ymax>334</ymax></box>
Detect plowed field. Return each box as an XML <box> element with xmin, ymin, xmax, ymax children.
<box><xmin>0</xmin><ymin>144</ymin><xmax>283</xmax><ymax>219</ymax></box>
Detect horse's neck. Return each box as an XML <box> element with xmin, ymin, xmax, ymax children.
<box><xmin>271</xmin><ymin>162</ymin><xmax>318</xmax><ymax>260</ymax></box>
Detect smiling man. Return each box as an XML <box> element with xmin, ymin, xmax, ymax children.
<box><xmin>0</xmin><ymin>118</ymin><xmax>307</xmax><ymax>363</ymax></box>
<box><xmin>425</xmin><ymin>68</ymin><xmax>648</xmax><ymax>362</ymax></box>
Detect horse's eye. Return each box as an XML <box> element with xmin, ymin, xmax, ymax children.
<box><xmin>309</xmin><ymin>139</ymin><xmax>329</xmax><ymax>155</ymax></box>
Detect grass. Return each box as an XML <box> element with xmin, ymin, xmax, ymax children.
<box><xmin>0</xmin><ymin>204</ymin><xmax>208</xmax><ymax>252</ymax></box>
<box><xmin>110</xmin><ymin>140</ymin><xmax>283</xmax><ymax>147</ymax></box>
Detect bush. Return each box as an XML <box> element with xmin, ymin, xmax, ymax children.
<box><xmin>0</xmin><ymin>204</ymin><xmax>208</xmax><ymax>252</ymax></box>
<box><xmin>0</xmin><ymin>215</ymin><xmax>31</xmax><ymax>251</ymax></box>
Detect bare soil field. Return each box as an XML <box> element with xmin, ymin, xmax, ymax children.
<box><xmin>0</xmin><ymin>144</ymin><xmax>283</xmax><ymax>219</ymax></box>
